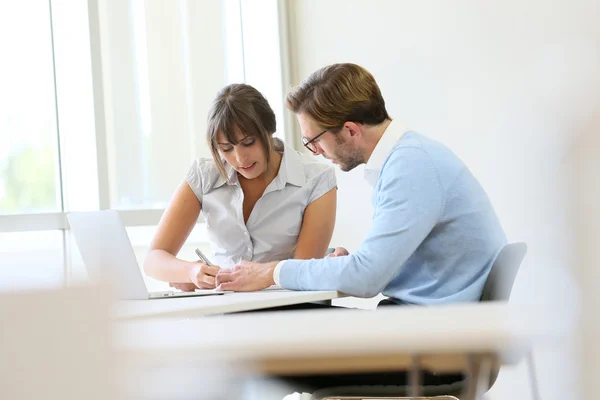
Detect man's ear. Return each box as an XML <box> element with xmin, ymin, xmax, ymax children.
<box><xmin>345</xmin><ymin>121</ymin><xmax>362</xmax><ymax>138</ymax></box>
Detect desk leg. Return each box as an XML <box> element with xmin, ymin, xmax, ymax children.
<box><xmin>408</xmin><ymin>355</ymin><xmax>423</xmax><ymax>397</ymax></box>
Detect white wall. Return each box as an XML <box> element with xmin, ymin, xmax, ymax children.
<box><xmin>287</xmin><ymin>0</ymin><xmax>600</xmax><ymax>398</ymax></box>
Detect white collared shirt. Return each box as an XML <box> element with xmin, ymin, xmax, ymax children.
<box><xmin>185</xmin><ymin>144</ymin><xmax>336</xmax><ymax>268</ymax></box>
<box><xmin>363</xmin><ymin>120</ymin><xmax>409</xmax><ymax>187</ymax></box>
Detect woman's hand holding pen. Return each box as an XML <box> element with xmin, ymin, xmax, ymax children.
<box><xmin>187</xmin><ymin>261</ymin><xmax>221</xmax><ymax>289</ymax></box>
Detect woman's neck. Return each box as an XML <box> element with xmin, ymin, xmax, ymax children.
<box><xmin>238</xmin><ymin>149</ymin><xmax>283</xmax><ymax>190</ymax></box>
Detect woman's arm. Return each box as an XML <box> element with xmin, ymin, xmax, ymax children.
<box><xmin>143</xmin><ymin>181</ymin><xmax>219</xmax><ymax>288</ymax></box>
<box><xmin>293</xmin><ymin>188</ymin><xmax>337</xmax><ymax>259</ymax></box>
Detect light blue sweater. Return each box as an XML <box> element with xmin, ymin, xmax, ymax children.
<box><xmin>279</xmin><ymin>131</ymin><xmax>506</xmax><ymax>304</ymax></box>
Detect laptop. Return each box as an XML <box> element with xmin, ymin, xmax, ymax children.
<box><xmin>67</xmin><ymin>210</ymin><xmax>227</xmax><ymax>300</ymax></box>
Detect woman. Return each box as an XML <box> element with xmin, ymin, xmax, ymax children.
<box><xmin>143</xmin><ymin>83</ymin><xmax>337</xmax><ymax>291</ymax></box>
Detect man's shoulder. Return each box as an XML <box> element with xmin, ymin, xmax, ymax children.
<box><xmin>383</xmin><ymin>132</ymin><xmax>469</xmax><ymax>194</ymax></box>
<box><xmin>388</xmin><ymin>132</ymin><xmax>464</xmax><ymax>170</ymax></box>
<box><xmin>394</xmin><ymin>131</ymin><xmax>448</xmax><ymax>153</ymax></box>
<box><xmin>384</xmin><ymin>133</ymin><xmax>434</xmax><ymax>169</ymax></box>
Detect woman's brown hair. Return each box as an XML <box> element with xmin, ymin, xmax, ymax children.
<box><xmin>207</xmin><ymin>83</ymin><xmax>283</xmax><ymax>179</ymax></box>
<box><xmin>285</xmin><ymin>63</ymin><xmax>391</xmax><ymax>132</ymax></box>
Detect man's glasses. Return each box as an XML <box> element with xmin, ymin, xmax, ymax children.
<box><xmin>301</xmin><ymin>128</ymin><xmax>330</xmax><ymax>153</ymax></box>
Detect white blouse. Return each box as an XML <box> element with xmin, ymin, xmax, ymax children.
<box><xmin>185</xmin><ymin>144</ymin><xmax>336</xmax><ymax>268</ymax></box>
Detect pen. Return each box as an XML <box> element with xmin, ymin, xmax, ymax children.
<box><xmin>195</xmin><ymin>248</ymin><xmax>214</xmax><ymax>266</ymax></box>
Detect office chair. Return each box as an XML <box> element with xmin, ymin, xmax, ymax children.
<box><xmin>310</xmin><ymin>242</ymin><xmax>530</xmax><ymax>400</ymax></box>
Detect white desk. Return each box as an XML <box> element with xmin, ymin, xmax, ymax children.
<box><xmin>116</xmin><ymin>289</ymin><xmax>341</xmax><ymax>320</ymax></box>
<box><xmin>118</xmin><ymin>302</ymin><xmax>551</xmax><ymax>399</ymax></box>
<box><xmin>119</xmin><ymin>302</ymin><xmax>548</xmax><ymax>374</ymax></box>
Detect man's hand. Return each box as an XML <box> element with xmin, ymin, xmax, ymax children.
<box><xmin>326</xmin><ymin>247</ymin><xmax>349</xmax><ymax>257</ymax></box>
<box><xmin>169</xmin><ymin>282</ymin><xmax>197</xmax><ymax>292</ymax></box>
<box><xmin>215</xmin><ymin>260</ymin><xmax>277</xmax><ymax>292</ymax></box>
<box><xmin>187</xmin><ymin>261</ymin><xmax>221</xmax><ymax>289</ymax></box>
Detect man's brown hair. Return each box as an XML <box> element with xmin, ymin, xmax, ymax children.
<box><xmin>285</xmin><ymin>63</ymin><xmax>391</xmax><ymax>131</ymax></box>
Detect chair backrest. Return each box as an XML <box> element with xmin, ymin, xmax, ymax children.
<box><xmin>480</xmin><ymin>242</ymin><xmax>527</xmax><ymax>302</ymax></box>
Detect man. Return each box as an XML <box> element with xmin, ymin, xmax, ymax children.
<box><xmin>216</xmin><ymin>63</ymin><xmax>506</xmax><ymax>305</ymax></box>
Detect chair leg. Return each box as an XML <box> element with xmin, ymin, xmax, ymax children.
<box><xmin>464</xmin><ymin>354</ymin><xmax>493</xmax><ymax>400</ymax></box>
<box><xmin>526</xmin><ymin>351</ymin><xmax>542</xmax><ymax>400</ymax></box>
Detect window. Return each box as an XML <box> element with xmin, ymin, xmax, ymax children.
<box><xmin>101</xmin><ymin>0</ymin><xmax>288</xmax><ymax>209</ymax></box>
<box><xmin>0</xmin><ymin>0</ymin><xmax>290</xmax><ymax>290</ymax></box>
<box><xmin>0</xmin><ymin>1</ymin><xmax>61</xmax><ymax>215</ymax></box>
<box><xmin>100</xmin><ymin>0</ymin><xmax>228</xmax><ymax>209</ymax></box>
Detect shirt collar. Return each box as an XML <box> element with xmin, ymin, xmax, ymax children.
<box><xmin>213</xmin><ymin>142</ymin><xmax>306</xmax><ymax>190</ymax></box>
<box><xmin>213</xmin><ymin>163</ymin><xmax>238</xmax><ymax>188</ymax></box>
<box><xmin>269</xmin><ymin>143</ymin><xmax>306</xmax><ymax>191</ymax></box>
<box><xmin>281</xmin><ymin>143</ymin><xmax>306</xmax><ymax>187</ymax></box>
<box><xmin>364</xmin><ymin>120</ymin><xmax>409</xmax><ymax>186</ymax></box>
